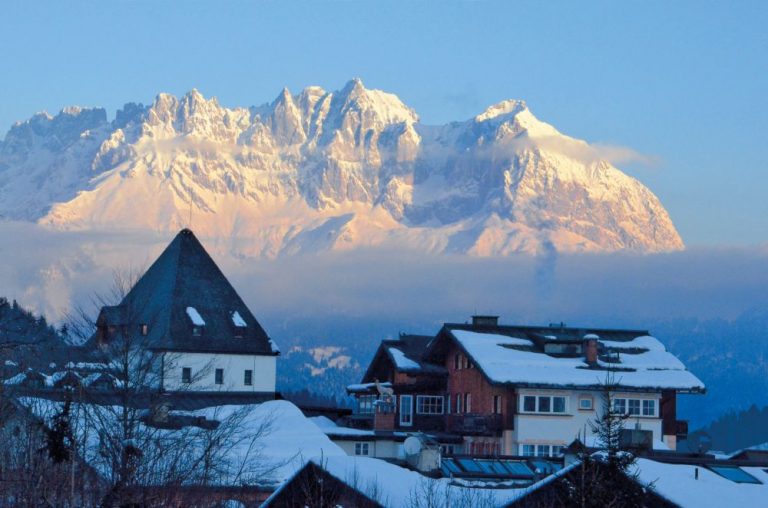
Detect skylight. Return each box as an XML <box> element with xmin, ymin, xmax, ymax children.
<box><xmin>708</xmin><ymin>465</ymin><xmax>762</xmax><ymax>484</ymax></box>
<box><xmin>232</xmin><ymin>310</ymin><xmax>247</xmax><ymax>327</ymax></box>
<box><xmin>186</xmin><ymin>307</ymin><xmax>205</xmax><ymax>326</ymax></box>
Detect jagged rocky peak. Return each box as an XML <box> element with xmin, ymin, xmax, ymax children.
<box><xmin>0</xmin><ymin>79</ymin><xmax>685</xmax><ymax>255</ymax></box>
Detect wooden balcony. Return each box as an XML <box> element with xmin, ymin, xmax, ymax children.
<box><xmin>447</xmin><ymin>413</ymin><xmax>504</xmax><ymax>435</ymax></box>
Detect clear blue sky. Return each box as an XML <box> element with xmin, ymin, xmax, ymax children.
<box><xmin>1</xmin><ymin>1</ymin><xmax>766</xmax><ymax>246</ymax></box>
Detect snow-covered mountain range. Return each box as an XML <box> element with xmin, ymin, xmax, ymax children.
<box><xmin>0</xmin><ymin>79</ymin><xmax>683</xmax><ymax>256</ymax></box>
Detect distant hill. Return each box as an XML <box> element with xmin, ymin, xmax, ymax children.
<box><xmin>0</xmin><ymin>297</ymin><xmax>72</xmax><ymax>371</ymax></box>
<box><xmin>688</xmin><ymin>404</ymin><xmax>768</xmax><ymax>453</ymax></box>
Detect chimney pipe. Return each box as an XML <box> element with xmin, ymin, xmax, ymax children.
<box><xmin>584</xmin><ymin>339</ymin><xmax>598</xmax><ymax>364</ymax></box>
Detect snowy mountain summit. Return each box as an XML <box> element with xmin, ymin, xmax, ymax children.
<box><xmin>0</xmin><ymin>79</ymin><xmax>683</xmax><ymax>256</ymax></box>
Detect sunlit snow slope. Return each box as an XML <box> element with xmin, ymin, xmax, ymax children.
<box><xmin>0</xmin><ymin>79</ymin><xmax>683</xmax><ymax>256</ymax></box>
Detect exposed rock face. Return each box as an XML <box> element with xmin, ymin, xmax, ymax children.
<box><xmin>0</xmin><ymin>79</ymin><xmax>683</xmax><ymax>256</ymax></box>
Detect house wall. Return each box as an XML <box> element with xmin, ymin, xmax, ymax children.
<box><xmin>444</xmin><ymin>342</ymin><xmax>511</xmax><ymax>426</ymax></box>
<box><xmin>162</xmin><ymin>352</ymin><xmax>276</xmax><ymax>392</ymax></box>
<box><xmin>513</xmin><ymin>388</ymin><xmax>665</xmax><ymax>454</ymax></box>
<box><xmin>333</xmin><ymin>439</ymin><xmax>401</xmax><ymax>459</ymax></box>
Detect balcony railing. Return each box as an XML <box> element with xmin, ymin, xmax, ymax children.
<box><xmin>447</xmin><ymin>413</ymin><xmax>503</xmax><ymax>435</ymax></box>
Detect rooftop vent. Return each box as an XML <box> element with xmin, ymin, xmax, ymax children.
<box><xmin>472</xmin><ymin>315</ymin><xmax>499</xmax><ymax>327</ymax></box>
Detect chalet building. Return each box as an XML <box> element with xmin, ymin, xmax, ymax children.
<box><xmin>89</xmin><ymin>228</ymin><xmax>279</xmax><ymax>400</ymax></box>
<box><xmin>347</xmin><ymin>316</ymin><xmax>704</xmax><ymax>458</ymax></box>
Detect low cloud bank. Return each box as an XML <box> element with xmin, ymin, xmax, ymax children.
<box><xmin>1</xmin><ymin>221</ymin><xmax>765</xmax><ymax>329</ymax></box>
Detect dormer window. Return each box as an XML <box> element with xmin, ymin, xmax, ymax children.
<box><xmin>231</xmin><ymin>311</ymin><xmax>247</xmax><ymax>338</ymax></box>
<box><xmin>186</xmin><ymin>307</ymin><xmax>205</xmax><ymax>336</ymax></box>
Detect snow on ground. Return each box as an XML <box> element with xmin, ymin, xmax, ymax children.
<box><xmin>634</xmin><ymin>458</ymin><xmax>768</xmax><ymax>508</ymax></box>
<box><xmin>451</xmin><ymin>330</ymin><xmax>704</xmax><ymax>391</ymax></box>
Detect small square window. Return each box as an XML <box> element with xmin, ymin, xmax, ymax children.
<box><xmin>244</xmin><ymin>370</ymin><xmax>253</xmax><ymax>386</ymax></box>
<box><xmin>579</xmin><ymin>397</ymin><xmax>593</xmax><ymax>410</ymax></box>
<box><xmin>628</xmin><ymin>399</ymin><xmax>641</xmax><ymax>416</ymax></box>
<box><xmin>553</xmin><ymin>397</ymin><xmax>566</xmax><ymax>413</ymax></box>
<box><xmin>215</xmin><ymin>368</ymin><xmax>224</xmax><ymax>385</ymax></box>
<box><xmin>613</xmin><ymin>398</ymin><xmax>627</xmax><ymax>414</ymax></box>
<box><xmin>182</xmin><ymin>367</ymin><xmax>191</xmax><ymax>384</ymax></box>
<box><xmin>354</xmin><ymin>442</ymin><xmax>370</xmax><ymax>456</ymax></box>
<box><xmin>521</xmin><ymin>444</ymin><xmax>536</xmax><ymax>456</ymax></box>
<box><xmin>537</xmin><ymin>445</ymin><xmax>551</xmax><ymax>457</ymax></box>
<box><xmin>538</xmin><ymin>397</ymin><xmax>551</xmax><ymax>413</ymax></box>
<box><xmin>523</xmin><ymin>396</ymin><xmax>536</xmax><ymax>412</ymax></box>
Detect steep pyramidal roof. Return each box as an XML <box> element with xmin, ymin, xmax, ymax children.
<box><xmin>98</xmin><ymin>229</ymin><xmax>277</xmax><ymax>355</ymax></box>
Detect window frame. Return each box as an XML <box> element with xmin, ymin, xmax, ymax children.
<box><xmin>493</xmin><ymin>395</ymin><xmax>503</xmax><ymax>414</ymax></box>
<box><xmin>181</xmin><ymin>367</ymin><xmax>191</xmax><ymax>384</ymax></box>
<box><xmin>399</xmin><ymin>394</ymin><xmax>413</xmax><ymax>426</ymax></box>
<box><xmin>613</xmin><ymin>397</ymin><xmax>658</xmax><ymax>418</ymax></box>
<box><xmin>520</xmin><ymin>395</ymin><xmax>568</xmax><ymax>415</ymax></box>
<box><xmin>354</xmin><ymin>442</ymin><xmax>370</xmax><ymax>456</ymax></box>
<box><xmin>416</xmin><ymin>395</ymin><xmax>445</xmax><ymax>415</ymax></box>
<box><xmin>578</xmin><ymin>396</ymin><xmax>594</xmax><ymax>411</ymax></box>
<box><xmin>244</xmin><ymin>369</ymin><xmax>253</xmax><ymax>386</ymax></box>
<box><xmin>214</xmin><ymin>368</ymin><xmax>224</xmax><ymax>385</ymax></box>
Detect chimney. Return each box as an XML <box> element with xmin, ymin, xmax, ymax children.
<box><xmin>472</xmin><ymin>315</ymin><xmax>499</xmax><ymax>328</ymax></box>
<box><xmin>584</xmin><ymin>338</ymin><xmax>598</xmax><ymax>365</ymax></box>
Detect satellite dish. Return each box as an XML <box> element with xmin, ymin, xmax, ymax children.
<box><xmin>404</xmin><ymin>436</ymin><xmax>422</xmax><ymax>456</ymax></box>
<box><xmin>688</xmin><ymin>432</ymin><xmax>712</xmax><ymax>454</ymax></box>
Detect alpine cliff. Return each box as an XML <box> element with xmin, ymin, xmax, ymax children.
<box><xmin>0</xmin><ymin>79</ymin><xmax>683</xmax><ymax>256</ymax></box>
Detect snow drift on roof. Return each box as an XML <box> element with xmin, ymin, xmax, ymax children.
<box><xmin>186</xmin><ymin>306</ymin><xmax>205</xmax><ymax>326</ymax></box>
<box><xmin>231</xmin><ymin>311</ymin><xmax>246</xmax><ymax>327</ymax></box>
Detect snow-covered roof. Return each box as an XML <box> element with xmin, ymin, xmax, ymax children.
<box><xmin>264</xmin><ymin>455</ymin><xmax>528</xmax><ymax>507</ymax></box>
<box><xmin>634</xmin><ymin>458</ymin><xmax>768</xmax><ymax>507</ymax></box>
<box><xmin>449</xmin><ymin>329</ymin><xmax>704</xmax><ymax>392</ymax></box>
<box><xmin>231</xmin><ymin>310</ymin><xmax>246</xmax><ymax>327</ymax></box>
<box><xmin>186</xmin><ymin>306</ymin><xmax>205</xmax><ymax>326</ymax></box>
<box><xmin>387</xmin><ymin>346</ymin><xmax>420</xmax><ymax>371</ymax></box>
<box><xmin>346</xmin><ymin>381</ymin><xmax>392</xmax><ymax>393</ymax></box>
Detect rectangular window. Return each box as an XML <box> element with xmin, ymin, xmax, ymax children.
<box><xmin>182</xmin><ymin>367</ymin><xmax>191</xmax><ymax>384</ymax></box>
<box><xmin>521</xmin><ymin>395</ymin><xmax>567</xmax><ymax>414</ymax></box>
<box><xmin>523</xmin><ymin>395</ymin><xmax>536</xmax><ymax>412</ymax></box>
<box><xmin>399</xmin><ymin>395</ymin><xmax>413</xmax><ymax>426</ymax></box>
<box><xmin>613</xmin><ymin>398</ymin><xmax>627</xmax><ymax>415</ymax></box>
<box><xmin>493</xmin><ymin>395</ymin><xmax>503</xmax><ymax>414</ymax></box>
<box><xmin>464</xmin><ymin>393</ymin><xmax>472</xmax><ymax>413</ymax></box>
<box><xmin>552</xmin><ymin>445</ymin><xmax>565</xmax><ymax>457</ymax></box>
<box><xmin>416</xmin><ymin>395</ymin><xmax>444</xmax><ymax>415</ymax></box>
<box><xmin>579</xmin><ymin>396</ymin><xmax>594</xmax><ymax>410</ymax></box>
<box><xmin>536</xmin><ymin>445</ymin><xmax>551</xmax><ymax>457</ymax></box>
<box><xmin>521</xmin><ymin>444</ymin><xmax>536</xmax><ymax>456</ymax></box>
<box><xmin>357</xmin><ymin>395</ymin><xmax>375</xmax><ymax>414</ymax></box>
<box><xmin>140</xmin><ymin>324</ymin><xmax>148</xmax><ymax>336</ymax></box>
<box><xmin>215</xmin><ymin>368</ymin><xmax>224</xmax><ymax>385</ymax></box>
<box><xmin>455</xmin><ymin>394</ymin><xmax>462</xmax><ymax>414</ymax></box>
<box><xmin>642</xmin><ymin>400</ymin><xmax>656</xmax><ymax>417</ymax></box>
<box><xmin>354</xmin><ymin>442</ymin><xmax>370</xmax><ymax>456</ymax></box>
<box><xmin>454</xmin><ymin>354</ymin><xmax>461</xmax><ymax>370</ymax></box>
<box><xmin>244</xmin><ymin>370</ymin><xmax>253</xmax><ymax>386</ymax></box>
<box><xmin>628</xmin><ymin>399</ymin><xmax>641</xmax><ymax>416</ymax></box>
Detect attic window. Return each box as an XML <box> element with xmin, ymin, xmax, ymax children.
<box><xmin>186</xmin><ymin>307</ymin><xmax>205</xmax><ymax>336</ymax></box>
<box><xmin>232</xmin><ymin>311</ymin><xmax>246</xmax><ymax>338</ymax></box>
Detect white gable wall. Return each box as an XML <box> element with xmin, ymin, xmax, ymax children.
<box><xmin>162</xmin><ymin>352</ymin><xmax>276</xmax><ymax>392</ymax></box>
